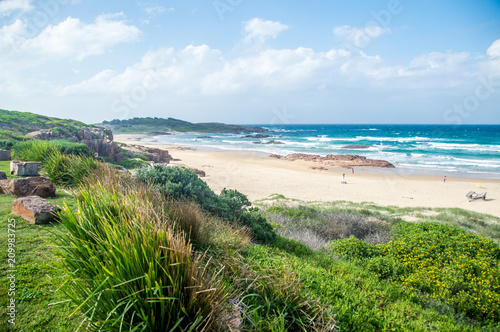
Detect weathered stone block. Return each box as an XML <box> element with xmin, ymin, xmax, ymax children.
<box><xmin>10</xmin><ymin>161</ymin><xmax>41</xmax><ymax>176</ymax></box>
<box><xmin>12</xmin><ymin>196</ymin><xmax>60</xmax><ymax>225</ymax></box>
<box><xmin>0</xmin><ymin>177</ymin><xmax>56</xmax><ymax>197</ymax></box>
<box><xmin>0</xmin><ymin>149</ymin><xmax>10</xmax><ymax>161</ymax></box>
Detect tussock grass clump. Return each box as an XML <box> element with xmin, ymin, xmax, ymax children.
<box><xmin>55</xmin><ymin>166</ymin><xmax>235</xmax><ymax>331</ymax></box>
<box><xmin>43</xmin><ymin>152</ymin><xmax>98</xmax><ymax>187</ymax></box>
<box><xmin>229</xmin><ymin>250</ymin><xmax>338</xmax><ymax>331</ymax></box>
<box><xmin>12</xmin><ymin>139</ymin><xmax>91</xmax><ymax>161</ymax></box>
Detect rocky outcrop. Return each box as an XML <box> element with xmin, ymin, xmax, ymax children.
<box><xmin>26</xmin><ymin>126</ymin><xmax>122</xmax><ymax>162</ymax></box>
<box><xmin>10</xmin><ymin>161</ymin><xmax>41</xmax><ymax>176</ymax></box>
<box><xmin>252</xmin><ymin>140</ymin><xmax>285</xmax><ymax>145</ymax></box>
<box><xmin>11</xmin><ymin>196</ymin><xmax>61</xmax><ymax>225</ymax></box>
<box><xmin>0</xmin><ymin>177</ymin><xmax>56</xmax><ymax>197</ymax></box>
<box><xmin>269</xmin><ymin>153</ymin><xmax>395</xmax><ymax>168</ymax></box>
<box><xmin>83</xmin><ymin>138</ymin><xmax>123</xmax><ymax>162</ymax></box>
<box><xmin>242</xmin><ymin>134</ymin><xmax>272</xmax><ymax>139</ymax></box>
<box><xmin>0</xmin><ymin>170</ymin><xmax>6</xmax><ymax>180</ymax></box>
<box><xmin>75</xmin><ymin>127</ymin><xmax>114</xmax><ymax>141</ymax></box>
<box><xmin>342</xmin><ymin>145</ymin><xmax>372</xmax><ymax>149</ymax></box>
<box><xmin>178</xmin><ymin>166</ymin><xmax>206</xmax><ymax>177</ymax></box>
<box><xmin>0</xmin><ymin>149</ymin><xmax>11</xmax><ymax>161</ymax></box>
<box><xmin>311</xmin><ymin>166</ymin><xmax>328</xmax><ymax>171</ymax></box>
<box><xmin>124</xmin><ymin>145</ymin><xmax>172</xmax><ymax>163</ymax></box>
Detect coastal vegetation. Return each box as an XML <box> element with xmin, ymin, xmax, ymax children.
<box><xmin>0</xmin><ymin>108</ymin><xmax>93</xmax><ymax>139</ymax></box>
<box><xmin>100</xmin><ymin>116</ymin><xmax>266</xmax><ymax>134</ymax></box>
<box><xmin>1</xmin><ymin>126</ymin><xmax>500</xmax><ymax>330</ymax></box>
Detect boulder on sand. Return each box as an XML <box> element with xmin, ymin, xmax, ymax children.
<box><xmin>11</xmin><ymin>195</ymin><xmax>61</xmax><ymax>225</ymax></box>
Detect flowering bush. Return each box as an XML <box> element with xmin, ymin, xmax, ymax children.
<box><xmin>328</xmin><ymin>222</ymin><xmax>500</xmax><ymax>326</ymax></box>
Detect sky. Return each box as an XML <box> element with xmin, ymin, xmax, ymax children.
<box><xmin>0</xmin><ymin>0</ymin><xmax>500</xmax><ymax>125</ymax></box>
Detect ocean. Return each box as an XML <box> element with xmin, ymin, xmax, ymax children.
<box><xmin>140</xmin><ymin>124</ymin><xmax>500</xmax><ymax>179</ymax></box>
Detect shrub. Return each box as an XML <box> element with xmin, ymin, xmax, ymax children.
<box><xmin>325</xmin><ymin>236</ymin><xmax>380</xmax><ymax>260</ymax></box>
<box><xmin>378</xmin><ymin>222</ymin><xmax>500</xmax><ymax>325</ymax></box>
<box><xmin>365</xmin><ymin>256</ymin><xmax>405</xmax><ymax>281</ymax></box>
<box><xmin>137</xmin><ymin>165</ymin><xmax>276</xmax><ymax>243</ymax></box>
<box><xmin>137</xmin><ymin>165</ymin><xmax>221</xmax><ymax>213</ymax></box>
<box><xmin>0</xmin><ymin>139</ymin><xmax>16</xmax><ymax>150</ymax></box>
<box><xmin>238</xmin><ymin>210</ymin><xmax>276</xmax><ymax>244</ymax></box>
<box><xmin>218</xmin><ymin>188</ymin><xmax>251</xmax><ymax>217</ymax></box>
<box><xmin>54</xmin><ymin>172</ymin><xmax>229</xmax><ymax>331</ymax></box>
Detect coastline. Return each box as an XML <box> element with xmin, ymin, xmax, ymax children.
<box><xmin>115</xmin><ymin>134</ymin><xmax>500</xmax><ymax>218</ymax></box>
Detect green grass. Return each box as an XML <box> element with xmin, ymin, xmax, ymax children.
<box><xmin>2</xmin><ymin>166</ymin><xmax>500</xmax><ymax>331</ymax></box>
<box><xmin>0</xmin><ymin>192</ymin><xmax>81</xmax><ymax>332</ymax></box>
<box><xmin>0</xmin><ymin>108</ymin><xmax>96</xmax><ymax>140</ymax></box>
<box><xmin>242</xmin><ymin>243</ymin><xmax>479</xmax><ymax>331</ymax></box>
<box><xmin>258</xmin><ymin>198</ymin><xmax>500</xmax><ymax>330</ymax></box>
<box><xmin>0</xmin><ymin>160</ymin><xmax>17</xmax><ymax>179</ymax></box>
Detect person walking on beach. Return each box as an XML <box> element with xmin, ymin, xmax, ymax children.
<box><xmin>443</xmin><ymin>176</ymin><xmax>446</xmax><ymax>182</ymax></box>
<box><xmin>341</xmin><ymin>173</ymin><xmax>346</xmax><ymax>184</ymax></box>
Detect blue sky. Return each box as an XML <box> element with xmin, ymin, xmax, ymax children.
<box><xmin>1</xmin><ymin>0</ymin><xmax>499</xmax><ymax>125</ymax></box>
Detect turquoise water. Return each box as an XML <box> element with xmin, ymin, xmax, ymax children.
<box><xmin>141</xmin><ymin>124</ymin><xmax>500</xmax><ymax>178</ymax></box>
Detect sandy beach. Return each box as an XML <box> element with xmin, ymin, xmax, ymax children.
<box><xmin>116</xmin><ymin>134</ymin><xmax>500</xmax><ymax>218</ymax></box>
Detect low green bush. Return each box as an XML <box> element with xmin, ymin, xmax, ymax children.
<box><xmin>0</xmin><ymin>139</ymin><xmax>16</xmax><ymax>150</ymax></box>
<box><xmin>325</xmin><ymin>236</ymin><xmax>380</xmax><ymax>260</ymax></box>
<box><xmin>137</xmin><ymin>165</ymin><xmax>276</xmax><ymax>243</ymax></box>
<box><xmin>326</xmin><ymin>222</ymin><xmax>500</xmax><ymax>327</ymax></box>
<box><xmin>117</xmin><ymin>158</ymin><xmax>148</xmax><ymax>169</ymax></box>
<box><xmin>137</xmin><ymin>165</ymin><xmax>221</xmax><ymax>213</ymax></box>
<box><xmin>379</xmin><ymin>222</ymin><xmax>500</xmax><ymax>326</ymax></box>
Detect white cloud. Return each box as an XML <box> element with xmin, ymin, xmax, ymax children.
<box><xmin>243</xmin><ymin>18</ymin><xmax>289</xmax><ymax>44</ymax></box>
<box><xmin>333</xmin><ymin>25</ymin><xmax>391</xmax><ymax>49</ymax></box>
<box><xmin>0</xmin><ymin>0</ymin><xmax>32</xmax><ymax>17</ymax></box>
<box><xmin>409</xmin><ymin>52</ymin><xmax>471</xmax><ymax>72</ymax></box>
<box><xmin>487</xmin><ymin>39</ymin><xmax>500</xmax><ymax>58</ymax></box>
<box><xmin>24</xmin><ymin>14</ymin><xmax>140</xmax><ymax>60</ymax></box>
<box><xmin>483</xmin><ymin>38</ymin><xmax>500</xmax><ymax>76</ymax></box>
<box><xmin>56</xmin><ymin>41</ymin><xmax>482</xmax><ymax>100</ymax></box>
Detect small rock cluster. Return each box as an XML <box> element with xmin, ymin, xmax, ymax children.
<box><xmin>1</xmin><ymin>161</ymin><xmax>59</xmax><ymax>225</ymax></box>
<box><xmin>269</xmin><ymin>153</ymin><xmax>395</xmax><ymax>168</ymax></box>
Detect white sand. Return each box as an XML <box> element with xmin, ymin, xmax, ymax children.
<box><xmin>116</xmin><ymin>134</ymin><xmax>500</xmax><ymax>218</ymax></box>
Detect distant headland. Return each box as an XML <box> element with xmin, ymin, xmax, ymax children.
<box><xmin>100</xmin><ymin>117</ymin><xmax>266</xmax><ymax>134</ymax></box>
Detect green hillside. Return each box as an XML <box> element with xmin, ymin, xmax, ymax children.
<box><xmin>101</xmin><ymin>117</ymin><xmax>266</xmax><ymax>133</ymax></box>
<box><xmin>0</xmin><ymin>108</ymin><xmax>93</xmax><ymax>140</ymax></box>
